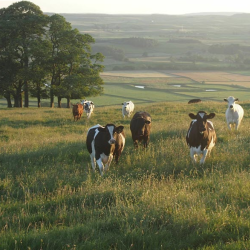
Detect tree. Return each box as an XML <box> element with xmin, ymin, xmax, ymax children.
<box><xmin>28</xmin><ymin>38</ymin><xmax>51</xmax><ymax>107</ymax></box>
<box><xmin>0</xmin><ymin>1</ymin><xmax>49</xmax><ymax>107</ymax></box>
<box><xmin>47</xmin><ymin>15</ymin><xmax>104</xmax><ymax>108</ymax></box>
<box><xmin>0</xmin><ymin>2</ymin><xmax>104</xmax><ymax>108</ymax></box>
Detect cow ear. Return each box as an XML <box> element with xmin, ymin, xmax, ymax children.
<box><xmin>189</xmin><ymin>113</ymin><xmax>196</xmax><ymax>119</ymax></box>
<box><xmin>145</xmin><ymin>120</ymin><xmax>151</xmax><ymax>124</ymax></box>
<box><xmin>115</xmin><ymin>126</ymin><xmax>124</xmax><ymax>133</ymax></box>
<box><xmin>224</xmin><ymin>98</ymin><xmax>228</xmax><ymax>102</ymax></box>
<box><xmin>207</xmin><ymin>113</ymin><xmax>216</xmax><ymax>119</ymax></box>
<box><xmin>234</xmin><ymin>98</ymin><xmax>239</xmax><ymax>102</ymax></box>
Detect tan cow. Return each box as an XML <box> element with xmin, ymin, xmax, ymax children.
<box><xmin>72</xmin><ymin>104</ymin><xmax>83</xmax><ymax>121</ymax></box>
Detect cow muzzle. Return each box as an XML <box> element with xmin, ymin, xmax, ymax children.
<box><xmin>199</xmin><ymin>128</ymin><xmax>206</xmax><ymax>134</ymax></box>
<box><xmin>108</xmin><ymin>139</ymin><xmax>116</xmax><ymax>145</ymax></box>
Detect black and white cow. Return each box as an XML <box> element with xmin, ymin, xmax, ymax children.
<box><xmin>186</xmin><ymin>111</ymin><xmax>217</xmax><ymax>164</ymax></box>
<box><xmin>86</xmin><ymin>124</ymin><xmax>124</xmax><ymax>176</ymax></box>
<box><xmin>81</xmin><ymin>100</ymin><xmax>94</xmax><ymax>119</ymax></box>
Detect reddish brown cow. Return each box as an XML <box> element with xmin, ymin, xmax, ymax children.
<box><xmin>186</xmin><ymin>111</ymin><xmax>217</xmax><ymax>164</ymax></box>
<box><xmin>72</xmin><ymin>104</ymin><xmax>83</xmax><ymax>121</ymax></box>
<box><xmin>130</xmin><ymin>111</ymin><xmax>152</xmax><ymax>148</ymax></box>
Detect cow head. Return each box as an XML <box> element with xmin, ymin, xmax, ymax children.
<box><xmin>84</xmin><ymin>101</ymin><xmax>94</xmax><ymax>112</ymax></box>
<box><xmin>136</xmin><ymin>118</ymin><xmax>151</xmax><ymax>136</ymax></box>
<box><xmin>224</xmin><ymin>96</ymin><xmax>239</xmax><ymax>109</ymax></box>
<box><xmin>189</xmin><ymin>111</ymin><xmax>215</xmax><ymax>134</ymax></box>
<box><xmin>122</xmin><ymin>102</ymin><xmax>130</xmax><ymax>110</ymax></box>
<box><xmin>98</xmin><ymin>124</ymin><xmax>124</xmax><ymax>145</ymax></box>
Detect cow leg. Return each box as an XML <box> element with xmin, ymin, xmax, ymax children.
<box><xmin>235</xmin><ymin>121</ymin><xmax>240</xmax><ymax>130</ymax></box>
<box><xmin>227</xmin><ymin>123</ymin><xmax>232</xmax><ymax>130</ymax></box>
<box><xmin>133</xmin><ymin>140</ymin><xmax>139</xmax><ymax>148</ymax></box>
<box><xmin>200</xmin><ymin>149</ymin><xmax>208</xmax><ymax>164</ymax></box>
<box><xmin>207</xmin><ymin>149</ymin><xmax>211</xmax><ymax>157</ymax></box>
<box><xmin>143</xmin><ymin>136</ymin><xmax>149</xmax><ymax>148</ymax></box>
<box><xmin>104</xmin><ymin>155</ymin><xmax>113</xmax><ymax>171</ymax></box>
<box><xmin>96</xmin><ymin>158</ymin><xmax>104</xmax><ymax>176</ymax></box>
<box><xmin>90</xmin><ymin>154</ymin><xmax>96</xmax><ymax>172</ymax></box>
<box><xmin>190</xmin><ymin>148</ymin><xmax>198</xmax><ymax>163</ymax></box>
<box><xmin>115</xmin><ymin>152</ymin><xmax>120</xmax><ymax>164</ymax></box>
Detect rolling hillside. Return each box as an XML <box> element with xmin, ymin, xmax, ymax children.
<box><xmin>1</xmin><ymin>101</ymin><xmax>250</xmax><ymax>249</ymax></box>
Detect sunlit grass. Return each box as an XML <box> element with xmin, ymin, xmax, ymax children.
<box><xmin>1</xmin><ymin>101</ymin><xmax>250</xmax><ymax>249</ymax></box>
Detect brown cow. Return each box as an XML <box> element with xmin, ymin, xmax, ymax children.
<box><xmin>186</xmin><ymin>111</ymin><xmax>217</xmax><ymax>164</ymax></box>
<box><xmin>130</xmin><ymin>111</ymin><xmax>152</xmax><ymax>148</ymax></box>
<box><xmin>113</xmin><ymin>130</ymin><xmax>125</xmax><ymax>163</ymax></box>
<box><xmin>188</xmin><ymin>99</ymin><xmax>202</xmax><ymax>104</ymax></box>
<box><xmin>72</xmin><ymin>104</ymin><xmax>83</xmax><ymax>121</ymax></box>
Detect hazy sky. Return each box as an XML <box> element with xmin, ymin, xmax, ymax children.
<box><xmin>0</xmin><ymin>0</ymin><xmax>250</xmax><ymax>15</ymax></box>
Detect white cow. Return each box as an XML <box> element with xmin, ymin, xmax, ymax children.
<box><xmin>81</xmin><ymin>100</ymin><xmax>94</xmax><ymax>119</ymax></box>
<box><xmin>224</xmin><ymin>96</ymin><xmax>244</xmax><ymax>130</ymax></box>
<box><xmin>122</xmin><ymin>101</ymin><xmax>134</xmax><ymax>118</ymax></box>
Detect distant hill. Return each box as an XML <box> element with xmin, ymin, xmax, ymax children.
<box><xmin>183</xmin><ymin>12</ymin><xmax>246</xmax><ymax>16</ymax></box>
<box><xmin>45</xmin><ymin>12</ymin><xmax>247</xmax><ymax>17</ymax></box>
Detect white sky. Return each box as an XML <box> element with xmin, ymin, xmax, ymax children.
<box><xmin>0</xmin><ymin>0</ymin><xmax>250</xmax><ymax>15</ymax></box>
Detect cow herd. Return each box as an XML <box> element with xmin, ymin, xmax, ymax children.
<box><xmin>73</xmin><ymin>96</ymin><xmax>244</xmax><ymax>176</ymax></box>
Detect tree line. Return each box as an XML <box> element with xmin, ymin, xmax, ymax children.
<box><xmin>0</xmin><ymin>1</ymin><xmax>104</xmax><ymax>108</ymax></box>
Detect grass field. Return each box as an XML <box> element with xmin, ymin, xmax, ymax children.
<box><xmin>1</xmin><ymin>100</ymin><xmax>250</xmax><ymax>249</ymax></box>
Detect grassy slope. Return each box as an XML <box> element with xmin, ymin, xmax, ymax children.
<box><xmin>1</xmin><ymin>101</ymin><xmax>250</xmax><ymax>249</ymax></box>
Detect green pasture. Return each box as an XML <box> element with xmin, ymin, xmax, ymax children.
<box><xmin>1</xmin><ymin>71</ymin><xmax>250</xmax><ymax>108</ymax></box>
<box><xmin>1</xmin><ymin>100</ymin><xmax>250</xmax><ymax>249</ymax></box>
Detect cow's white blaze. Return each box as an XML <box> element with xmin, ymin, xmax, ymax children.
<box><xmin>107</xmin><ymin>125</ymin><xmax>115</xmax><ymax>144</ymax></box>
<box><xmin>199</xmin><ymin>113</ymin><xmax>205</xmax><ymax>118</ymax></box>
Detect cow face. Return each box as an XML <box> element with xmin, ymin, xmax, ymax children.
<box><xmin>135</xmin><ymin>119</ymin><xmax>151</xmax><ymax>136</ymax></box>
<box><xmin>98</xmin><ymin>124</ymin><xmax>124</xmax><ymax>145</ymax></box>
<box><xmin>189</xmin><ymin>111</ymin><xmax>215</xmax><ymax>134</ymax></box>
<box><xmin>84</xmin><ymin>102</ymin><xmax>90</xmax><ymax>111</ymax></box>
<box><xmin>122</xmin><ymin>102</ymin><xmax>130</xmax><ymax>110</ymax></box>
<box><xmin>224</xmin><ymin>96</ymin><xmax>239</xmax><ymax>109</ymax></box>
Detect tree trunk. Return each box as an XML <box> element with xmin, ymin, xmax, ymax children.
<box><xmin>20</xmin><ymin>92</ymin><xmax>23</xmax><ymax>108</ymax></box>
<box><xmin>37</xmin><ymin>87</ymin><xmax>41</xmax><ymax>107</ymax></box>
<box><xmin>4</xmin><ymin>92</ymin><xmax>12</xmax><ymax>108</ymax></box>
<box><xmin>58</xmin><ymin>96</ymin><xmax>62</xmax><ymax>108</ymax></box>
<box><xmin>50</xmin><ymin>88</ymin><xmax>54</xmax><ymax>108</ymax></box>
<box><xmin>38</xmin><ymin>96</ymin><xmax>41</xmax><ymax>108</ymax></box>
<box><xmin>13</xmin><ymin>94</ymin><xmax>19</xmax><ymax>107</ymax></box>
<box><xmin>24</xmin><ymin>80</ymin><xmax>29</xmax><ymax>107</ymax></box>
<box><xmin>67</xmin><ymin>97</ymin><xmax>70</xmax><ymax>108</ymax></box>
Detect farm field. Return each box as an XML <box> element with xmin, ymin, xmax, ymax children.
<box><xmin>1</xmin><ymin>70</ymin><xmax>250</xmax><ymax>109</ymax></box>
<box><xmin>88</xmin><ymin>70</ymin><xmax>250</xmax><ymax>106</ymax></box>
<box><xmin>1</xmin><ymin>101</ymin><xmax>250</xmax><ymax>249</ymax></box>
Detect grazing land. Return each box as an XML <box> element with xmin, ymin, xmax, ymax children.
<box><xmin>1</xmin><ymin>13</ymin><xmax>250</xmax><ymax>249</ymax></box>
<box><xmin>1</xmin><ymin>101</ymin><xmax>250</xmax><ymax>249</ymax></box>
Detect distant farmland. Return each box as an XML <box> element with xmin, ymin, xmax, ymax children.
<box><xmin>1</xmin><ymin>70</ymin><xmax>250</xmax><ymax>108</ymax></box>
<box><xmin>173</xmin><ymin>71</ymin><xmax>250</xmax><ymax>88</ymax></box>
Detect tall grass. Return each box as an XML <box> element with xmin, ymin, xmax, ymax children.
<box><xmin>1</xmin><ymin>101</ymin><xmax>250</xmax><ymax>249</ymax></box>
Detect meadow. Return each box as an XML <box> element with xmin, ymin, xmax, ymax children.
<box><xmin>2</xmin><ymin>12</ymin><xmax>250</xmax><ymax>249</ymax></box>
<box><xmin>1</xmin><ymin>100</ymin><xmax>250</xmax><ymax>249</ymax></box>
